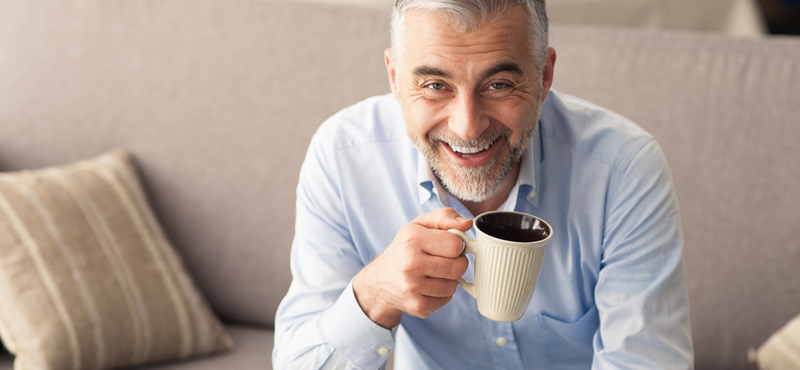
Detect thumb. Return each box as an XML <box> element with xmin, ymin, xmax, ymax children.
<box><xmin>413</xmin><ymin>207</ymin><xmax>473</xmax><ymax>231</ymax></box>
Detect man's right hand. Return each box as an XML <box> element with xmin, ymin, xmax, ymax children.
<box><xmin>352</xmin><ymin>207</ymin><xmax>472</xmax><ymax>329</ymax></box>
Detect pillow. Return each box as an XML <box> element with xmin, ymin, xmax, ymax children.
<box><xmin>0</xmin><ymin>149</ymin><xmax>233</xmax><ymax>370</ymax></box>
<box><xmin>749</xmin><ymin>313</ymin><xmax>800</xmax><ymax>370</ymax></box>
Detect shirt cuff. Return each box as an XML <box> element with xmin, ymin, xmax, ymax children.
<box><xmin>320</xmin><ymin>279</ymin><xmax>396</xmax><ymax>369</ymax></box>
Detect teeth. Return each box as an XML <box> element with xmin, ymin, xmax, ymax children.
<box><xmin>450</xmin><ymin>142</ymin><xmax>492</xmax><ymax>154</ymax></box>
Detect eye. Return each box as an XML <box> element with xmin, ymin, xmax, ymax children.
<box><xmin>484</xmin><ymin>81</ymin><xmax>514</xmax><ymax>97</ymax></box>
<box><xmin>425</xmin><ymin>82</ymin><xmax>446</xmax><ymax>90</ymax></box>
<box><xmin>421</xmin><ymin>81</ymin><xmax>453</xmax><ymax>100</ymax></box>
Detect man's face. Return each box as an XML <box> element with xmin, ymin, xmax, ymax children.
<box><xmin>386</xmin><ymin>8</ymin><xmax>555</xmax><ymax>202</ymax></box>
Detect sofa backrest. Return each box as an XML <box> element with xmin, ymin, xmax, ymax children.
<box><xmin>2</xmin><ymin>1</ymin><xmax>800</xmax><ymax>369</ymax></box>
<box><xmin>0</xmin><ymin>0</ymin><xmax>391</xmax><ymax>327</ymax></box>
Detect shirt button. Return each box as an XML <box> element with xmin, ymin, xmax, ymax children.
<box><xmin>495</xmin><ymin>337</ymin><xmax>507</xmax><ymax>347</ymax></box>
<box><xmin>377</xmin><ymin>347</ymin><xmax>390</xmax><ymax>356</ymax></box>
<box><xmin>528</xmin><ymin>190</ymin><xmax>536</xmax><ymax>198</ymax></box>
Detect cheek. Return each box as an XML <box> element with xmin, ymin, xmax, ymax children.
<box><xmin>489</xmin><ymin>101</ymin><xmax>536</xmax><ymax>138</ymax></box>
<box><xmin>404</xmin><ymin>99</ymin><xmax>447</xmax><ymax>140</ymax></box>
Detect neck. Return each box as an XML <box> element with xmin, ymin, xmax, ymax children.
<box><xmin>459</xmin><ymin>162</ymin><xmax>521</xmax><ymax>216</ymax></box>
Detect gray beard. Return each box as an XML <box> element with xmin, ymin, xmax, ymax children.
<box><xmin>401</xmin><ymin>87</ymin><xmax>543</xmax><ymax>203</ymax></box>
<box><xmin>411</xmin><ymin>120</ymin><xmax>537</xmax><ymax>202</ymax></box>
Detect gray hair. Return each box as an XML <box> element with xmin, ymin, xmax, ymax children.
<box><xmin>390</xmin><ymin>0</ymin><xmax>548</xmax><ymax>71</ymax></box>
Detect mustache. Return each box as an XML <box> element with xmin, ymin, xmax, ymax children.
<box><xmin>426</xmin><ymin>126</ymin><xmax>511</xmax><ymax>149</ymax></box>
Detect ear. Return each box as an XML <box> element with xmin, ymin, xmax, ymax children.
<box><xmin>385</xmin><ymin>48</ymin><xmax>399</xmax><ymax>99</ymax></box>
<box><xmin>540</xmin><ymin>47</ymin><xmax>556</xmax><ymax>103</ymax></box>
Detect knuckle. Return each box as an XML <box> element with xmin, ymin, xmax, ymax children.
<box><xmin>456</xmin><ymin>256</ymin><xmax>469</xmax><ymax>274</ymax></box>
<box><xmin>449</xmin><ymin>237</ymin><xmax>464</xmax><ymax>256</ymax></box>
<box><xmin>399</xmin><ymin>255</ymin><xmax>416</xmax><ymax>270</ymax></box>
<box><xmin>446</xmin><ymin>262</ymin><xmax>459</xmax><ymax>280</ymax></box>
<box><xmin>447</xmin><ymin>280</ymin><xmax>459</xmax><ymax>295</ymax></box>
<box><xmin>435</xmin><ymin>207</ymin><xmax>453</xmax><ymax>216</ymax></box>
<box><xmin>399</xmin><ymin>277</ymin><xmax>416</xmax><ymax>295</ymax></box>
<box><xmin>447</xmin><ymin>260</ymin><xmax>465</xmax><ymax>280</ymax></box>
<box><xmin>408</xmin><ymin>299</ymin><xmax>426</xmax><ymax>315</ymax></box>
<box><xmin>403</xmin><ymin>232</ymin><xmax>426</xmax><ymax>252</ymax></box>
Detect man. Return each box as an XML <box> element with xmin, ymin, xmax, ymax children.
<box><xmin>273</xmin><ymin>0</ymin><xmax>693</xmax><ymax>368</ymax></box>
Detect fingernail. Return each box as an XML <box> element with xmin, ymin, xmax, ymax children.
<box><xmin>456</xmin><ymin>216</ymin><xmax>470</xmax><ymax>223</ymax></box>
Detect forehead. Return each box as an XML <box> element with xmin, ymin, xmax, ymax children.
<box><xmin>402</xmin><ymin>7</ymin><xmax>533</xmax><ymax>69</ymax></box>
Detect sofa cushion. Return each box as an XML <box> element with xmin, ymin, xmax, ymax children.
<box><xmin>749</xmin><ymin>313</ymin><xmax>800</xmax><ymax>370</ymax></box>
<box><xmin>143</xmin><ymin>325</ymin><xmax>273</xmax><ymax>370</ymax></box>
<box><xmin>0</xmin><ymin>150</ymin><xmax>233</xmax><ymax>370</ymax></box>
<box><xmin>0</xmin><ymin>325</ymin><xmax>271</xmax><ymax>370</ymax></box>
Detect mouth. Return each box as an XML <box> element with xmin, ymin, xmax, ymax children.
<box><xmin>447</xmin><ymin>139</ymin><xmax>496</xmax><ymax>158</ymax></box>
<box><xmin>441</xmin><ymin>136</ymin><xmax>504</xmax><ymax>167</ymax></box>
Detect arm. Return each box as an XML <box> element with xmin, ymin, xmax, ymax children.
<box><xmin>272</xmin><ymin>134</ymin><xmax>393</xmax><ymax>370</ymax></box>
<box><xmin>592</xmin><ymin>140</ymin><xmax>694</xmax><ymax>369</ymax></box>
<box><xmin>272</xmin><ymin>133</ymin><xmax>470</xmax><ymax>369</ymax></box>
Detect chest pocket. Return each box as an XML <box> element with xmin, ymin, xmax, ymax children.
<box><xmin>538</xmin><ymin>305</ymin><xmax>598</xmax><ymax>367</ymax></box>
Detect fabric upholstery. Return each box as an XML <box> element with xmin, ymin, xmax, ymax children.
<box><xmin>0</xmin><ymin>0</ymin><xmax>391</xmax><ymax>327</ymax></box>
<box><xmin>0</xmin><ymin>325</ymin><xmax>269</xmax><ymax>370</ymax></box>
<box><xmin>0</xmin><ymin>150</ymin><xmax>233</xmax><ymax>369</ymax></box>
<box><xmin>750</xmin><ymin>314</ymin><xmax>800</xmax><ymax>370</ymax></box>
<box><xmin>142</xmin><ymin>325</ymin><xmax>273</xmax><ymax>370</ymax></box>
<box><xmin>545</xmin><ymin>0</ymin><xmax>767</xmax><ymax>36</ymax></box>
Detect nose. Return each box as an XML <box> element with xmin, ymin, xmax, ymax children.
<box><xmin>448</xmin><ymin>92</ymin><xmax>489</xmax><ymax>142</ymax></box>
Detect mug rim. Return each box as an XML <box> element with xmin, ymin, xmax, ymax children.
<box><xmin>473</xmin><ymin>210</ymin><xmax>553</xmax><ymax>246</ymax></box>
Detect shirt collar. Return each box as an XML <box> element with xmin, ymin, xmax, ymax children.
<box><xmin>417</xmin><ymin>152</ymin><xmax>449</xmax><ymax>206</ymax></box>
<box><xmin>416</xmin><ymin>122</ymin><xmax>542</xmax><ymax>208</ymax></box>
<box><xmin>517</xmin><ymin>122</ymin><xmax>541</xmax><ymax>208</ymax></box>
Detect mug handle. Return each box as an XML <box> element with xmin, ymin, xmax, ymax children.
<box><xmin>448</xmin><ymin>229</ymin><xmax>478</xmax><ymax>298</ymax></box>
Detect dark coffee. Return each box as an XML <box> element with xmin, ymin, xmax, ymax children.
<box><xmin>476</xmin><ymin>212</ymin><xmax>550</xmax><ymax>243</ymax></box>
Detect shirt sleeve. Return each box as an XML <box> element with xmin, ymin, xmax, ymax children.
<box><xmin>592</xmin><ymin>139</ymin><xmax>694</xmax><ymax>369</ymax></box>
<box><xmin>272</xmin><ymin>132</ymin><xmax>395</xmax><ymax>370</ymax></box>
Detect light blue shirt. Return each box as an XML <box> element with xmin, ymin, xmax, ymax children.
<box><xmin>273</xmin><ymin>91</ymin><xmax>693</xmax><ymax>370</ymax></box>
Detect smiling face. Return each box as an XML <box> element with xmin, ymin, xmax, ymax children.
<box><xmin>386</xmin><ymin>7</ymin><xmax>555</xmax><ymax>203</ymax></box>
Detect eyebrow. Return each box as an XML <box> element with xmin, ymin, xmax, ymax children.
<box><xmin>411</xmin><ymin>62</ymin><xmax>524</xmax><ymax>81</ymax></box>
<box><xmin>412</xmin><ymin>65</ymin><xmax>451</xmax><ymax>79</ymax></box>
<box><xmin>480</xmin><ymin>62</ymin><xmax>524</xmax><ymax>80</ymax></box>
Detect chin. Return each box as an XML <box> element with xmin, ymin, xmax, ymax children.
<box><xmin>435</xmin><ymin>160</ymin><xmax>507</xmax><ymax>203</ymax></box>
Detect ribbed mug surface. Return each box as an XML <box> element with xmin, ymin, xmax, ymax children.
<box><xmin>474</xmin><ymin>241</ymin><xmax>547</xmax><ymax>322</ymax></box>
<box><xmin>450</xmin><ymin>211</ymin><xmax>552</xmax><ymax>322</ymax></box>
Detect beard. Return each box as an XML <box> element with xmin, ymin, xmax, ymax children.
<box><xmin>407</xmin><ymin>103</ymin><xmax>541</xmax><ymax>203</ymax></box>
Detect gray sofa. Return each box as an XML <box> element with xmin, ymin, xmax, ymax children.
<box><xmin>1</xmin><ymin>1</ymin><xmax>799</xmax><ymax>369</ymax></box>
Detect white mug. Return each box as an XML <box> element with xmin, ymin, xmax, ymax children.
<box><xmin>449</xmin><ymin>211</ymin><xmax>552</xmax><ymax>322</ymax></box>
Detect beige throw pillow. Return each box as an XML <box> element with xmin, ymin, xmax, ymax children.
<box><xmin>750</xmin><ymin>313</ymin><xmax>800</xmax><ymax>370</ymax></box>
<box><xmin>0</xmin><ymin>150</ymin><xmax>233</xmax><ymax>370</ymax></box>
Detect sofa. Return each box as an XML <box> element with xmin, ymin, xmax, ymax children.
<box><xmin>1</xmin><ymin>0</ymin><xmax>799</xmax><ymax>369</ymax></box>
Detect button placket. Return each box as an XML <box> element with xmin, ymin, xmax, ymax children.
<box><xmin>481</xmin><ymin>318</ymin><xmax>525</xmax><ymax>370</ymax></box>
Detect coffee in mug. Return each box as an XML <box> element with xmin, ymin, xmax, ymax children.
<box><xmin>449</xmin><ymin>211</ymin><xmax>552</xmax><ymax>322</ymax></box>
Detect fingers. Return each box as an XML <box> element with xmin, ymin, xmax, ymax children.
<box><xmin>405</xmin><ymin>208</ymin><xmax>473</xmax><ymax>258</ymax></box>
<box><xmin>354</xmin><ymin>208</ymin><xmax>473</xmax><ymax>323</ymax></box>
<box><xmin>398</xmin><ymin>277</ymin><xmax>456</xmax><ymax>317</ymax></box>
<box><xmin>403</xmin><ymin>296</ymin><xmax>453</xmax><ymax>319</ymax></box>
<box><xmin>417</xmin><ymin>229</ymin><xmax>465</xmax><ymax>258</ymax></box>
<box><xmin>419</xmin><ymin>254</ymin><xmax>468</xmax><ymax>280</ymax></box>
<box><xmin>417</xmin><ymin>277</ymin><xmax>459</xmax><ymax>298</ymax></box>
<box><xmin>413</xmin><ymin>207</ymin><xmax>472</xmax><ymax>232</ymax></box>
